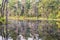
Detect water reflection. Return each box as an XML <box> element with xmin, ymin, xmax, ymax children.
<box><xmin>0</xmin><ymin>20</ymin><xmax>59</xmax><ymax>40</ymax></box>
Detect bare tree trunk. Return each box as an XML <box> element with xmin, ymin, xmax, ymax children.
<box><xmin>5</xmin><ymin>0</ymin><xmax>8</xmax><ymax>40</ymax></box>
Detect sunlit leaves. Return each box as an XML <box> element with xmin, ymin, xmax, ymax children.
<box><xmin>56</xmin><ymin>11</ymin><xmax>60</xmax><ymax>18</ymax></box>
<box><xmin>56</xmin><ymin>21</ymin><xmax>60</xmax><ymax>28</ymax></box>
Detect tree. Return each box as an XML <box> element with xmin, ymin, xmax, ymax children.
<box><xmin>38</xmin><ymin>0</ymin><xmax>60</xmax><ymax>18</ymax></box>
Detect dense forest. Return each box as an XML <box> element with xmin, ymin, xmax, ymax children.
<box><xmin>0</xmin><ymin>0</ymin><xmax>60</xmax><ymax>40</ymax></box>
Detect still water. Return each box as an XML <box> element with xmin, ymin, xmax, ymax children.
<box><xmin>0</xmin><ymin>20</ymin><xmax>58</xmax><ymax>40</ymax></box>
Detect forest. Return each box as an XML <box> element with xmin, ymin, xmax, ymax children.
<box><xmin>0</xmin><ymin>0</ymin><xmax>60</xmax><ymax>40</ymax></box>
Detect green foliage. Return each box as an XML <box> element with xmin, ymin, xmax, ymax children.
<box><xmin>38</xmin><ymin>0</ymin><xmax>60</xmax><ymax>18</ymax></box>
<box><xmin>0</xmin><ymin>0</ymin><xmax>2</xmax><ymax>4</ymax></box>
<box><xmin>0</xmin><ymin>17</ymin><xmax>5</xmax><ymax>25</ymax></box>
<box><xmin>26</xmin><ymin>0</ymin><xmax>30</xmax><ymax>9</ymax></box>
